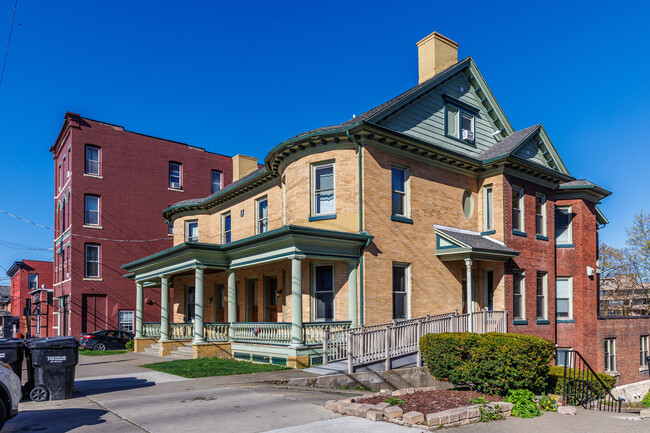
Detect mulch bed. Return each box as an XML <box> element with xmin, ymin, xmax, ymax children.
<box><xmin>357</xmin><ymin>390</ymin><xmax>501</xmax><ymax>416</ymax></box>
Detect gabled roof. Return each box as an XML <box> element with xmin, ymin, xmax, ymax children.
<box><xmin>479</xmin><ymin>125</ymin><xmax>540</xmax><ymax>161</ymax></box>
<box><xmin>434</xmin><ymin>225</ymin><xmax>519</xmax><ymax>262</ymax></box>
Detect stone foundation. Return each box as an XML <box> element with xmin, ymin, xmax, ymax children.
<box><xmin>159</xmin><ymin>340</ymin><xmax>189</xmax><ymax>356</ymax></box>
<box><xmin>134</xmin><ymin>338</ymin><xmax>158</xmax><ymax>352</ymax></box>
<box><xmin>287</xmin><ymin>355</ymin><xmax>310</xmax><ymax>369</ymax></box>
<box><xmin>193</xmin><ymin>342</ymin><xmax>232</xmax><ymax>359</ymax></box>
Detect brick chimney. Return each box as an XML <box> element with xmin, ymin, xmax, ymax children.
<box><xmin>232</xmin><ymin>154</ymin><xmax>259</xmax><ymax>181</ymax></box>
<box><xmin>416</xmin><ymin>32</ymin><xmax>459</xmax><ymax>84</ymax></box>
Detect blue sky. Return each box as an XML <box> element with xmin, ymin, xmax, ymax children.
<box><xmin>0</xmin><ymin>1</ymin><xmax>648</xmax><ymax>282</ymax></box>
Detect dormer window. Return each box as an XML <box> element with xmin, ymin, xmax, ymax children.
<box><xmin>445</xmin><ymin>104</ymin><xmax>475</xmax><ymax>143</ymax></box>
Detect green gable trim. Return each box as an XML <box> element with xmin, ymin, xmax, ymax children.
<box><xmin>596</xmin><ymin>206</ymin><xmax>609</xmax><ymax>227</ymax></box>
<box><xmin>442</xmin><ymin>94</ymin><xmax>480</xmax><ymax>115</ymax></box>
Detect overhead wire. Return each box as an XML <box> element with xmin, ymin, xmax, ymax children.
<box><xmin>0</xmin><ymin>0</ymin><xmax>18</xmax><ymax>89</ymax></box>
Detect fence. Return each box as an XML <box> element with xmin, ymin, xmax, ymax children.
<box><xmin>560</xmin><ymin>350</ymin><xmax>622</xmax><ymax>412</ymax></box>
<box><xmin>323</xmin><ymin>310</ymin><xmax>507</xmax><ymax>373</ymax></box>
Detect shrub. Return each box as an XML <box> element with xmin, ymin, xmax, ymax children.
<box><xmin>641</xmin><ymin>390</ymin><xmax>650</xmax><ymax>407</ymax></box>
<box><xmin>538</xmin><ymin>394</ymin><xmax>558</xmax><ymax>412</ymax></box>
<box><xmin>385</xmin><ymin>397</ymin><xmax>406</xmax><ymax>405</ymax></box>
<box><xmin>547</xmin><ymin>366</ymin><xmax>616</xmax><ymax>397</ymax></box>
<box><xmin>420</xmin><ymin>332</ymin><xmax>556</xmax><ymax>395</ymax></box>
<box><xmin>505</xmin><ymin>389</ymin><xmax>542</xmax><ymax>418</ymax></box>
<box><xmin>126</xmin><ymin>340</ymin><xmax>134</xmax><ymax>352</ymax></box>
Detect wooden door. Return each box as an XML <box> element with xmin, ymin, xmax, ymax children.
<box><xmin>81</xmin><ymin>294</ymin><xmax>107</xmax><ymax>333</ymax></box>
<box><xmin>265</xmin><ymin>276</ymin><xmax>278</xmax><ymax>322</ymax></box>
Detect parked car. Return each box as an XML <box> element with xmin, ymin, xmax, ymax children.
<box><xmin>79</xmin><ymin>330</ymin><xmax>134</xmax><ymax>351</ymax></box>
<box><xmin>0</xmin><ymin>362</ymin><xmax>21</xmax><ymax>429</ymax></box>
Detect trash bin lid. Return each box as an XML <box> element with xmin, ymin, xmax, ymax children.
<box><xmin>26</xmin><ymin>337</ymin><xmax>79</xmax><ymax>349</ymax></box>
<box><xmin>0</xmin><ymin>338</ymin><xmax>25</xmax><ymax>349</ymax></box>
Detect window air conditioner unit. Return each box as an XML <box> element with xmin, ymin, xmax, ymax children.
<box><xmin>66</xmin><ymin>273</ymin><xmax>70</xmax><ymax>279</ymax></box>
<box><xmin>462</xmin><ymin>130</ymin><xmax>474</xmax><ymax>141</ymax></box>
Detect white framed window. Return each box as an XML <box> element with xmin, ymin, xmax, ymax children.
<box><xmin>85</xmin><ymin>195</ymin><xmax>100</xmax><ymax>226</ymax></box>
<box><xmin>556</xmin><ymin>348</ymin><xmax>573</xmax><ymax>367</ymax></box>
<box><xmin>85</xmin><ymin>244</ymin><xmax>100</xmax><ymax>277</ymax></box>
<box><xmin>311</xmin><ymin>163</ymin><xmax>335</xmax><ymax>216</ymax></box>
<box><xmin>483</xmin><ymin>185</ymin><xmax>493</xmax><ymax>231</ymax></box>
<box><xmin>185</xmin><ymin>220</ymin><xmax>198</xmax><ymax>243</ymax></box>
<box><xmin>445</xmin><ymin>105</ymin><xmax>475</xmax><ymax>143</ymax></box>
<box><xmin>605</xmin><ymin>338</ymin><xmax>616</xmax><ymax>372</ymax></box>
<box><xmin>85</xmin><ymin>145</ymin><xmax>100</xmax><ymax>175</ymax></box>
<box><xmin>555</xmin><ymin>206</ymin><xmax>573</xmax><ymax>244</ymax></box>
<box><xmin>513</xmin><ymin>271</ymin><xmax>525</xmax><ymax>320</ymax></box>
<box><xmin>313</xmin><ymin>264</ymin><xmax>334</xmax><ymax>321</ymax></box>
<box><xmin>536</xmin><ymin>272</ymin><xmax>547</xmax><ymax>320</ymax></box>
<box><xmin>556</xmin><ymin>277</ymin><xmax>573</xmax><ymax>320</ymax></box>
<box><xmin>393</xmin><ymin>263</ymin><xmax>410</xmax><ymax>320</ymax></box>
<box><xmin>211</xmin><ymin>170</ymin><xmax>222</xmax><ymax>194</ymax></box>
<box><xmin>256</xmin><ymin>197</ymin><xmax>268</xmax><ymax>234</ymax></box>
<box><xmin>535</xmin><ymin>193</ymin><xmax>546</xmax><ymax>236</ymax></box>
<box><xmin>222</xmin><ymin>212</ymin><xmax>231</xmax><ymax>244</ymax></box>
<box><xmin>28</xmin><ymin>274</ymin><xmax>38</xmax><ymax>290</ymax></box>
<box><xmin>169</xmin><ymin>162</ymin><xmax>182</xmax><ymax>189</ymax></box>
<box><xmin>391</xmin><ymin>166</ymin><xmax>409</xmax><ymax>217</ymax></box>
<box><xmin>118</xmin><ymin>310</ymin><xmax>134</xmax><ymax>333</ymax></box>
<box><xmin>641</xmin><ymin>336</ymin><xmax>649</xmax><ymax>367</ymax></box>
<box><xmin>512</xmin><ymin>186</ymin><xmax>524</xmax><ymax>232</ymax></box>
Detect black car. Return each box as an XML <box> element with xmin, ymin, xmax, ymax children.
<box><xmin>79</xmin><ymin>330</ymin><xmax>134</xmax><ymax>350</ymax></box>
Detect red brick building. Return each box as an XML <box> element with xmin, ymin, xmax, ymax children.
<box><xmin>6</xmin><ymin>260</ymin><xmax>54</xmax><ymax>337</ymax></box>
<box><xmin>50</xmin><ymin>113</ymin><xmax>245</xmax><ymax>337</ymax></box>
<box><xmin>597</xmin><ymin>317</ymin><xmax>650</xmax><ymax>386</ymax></box>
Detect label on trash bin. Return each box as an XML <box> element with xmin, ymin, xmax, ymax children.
<box><xmin>0</xmin><ymin>353</ymin><xmax>4</xmax><ymax>359</ymax></box>
<box><xmin>46</xmin><ymin>355</ymin><xmax>67</xmax><ymax>363</ymax></box>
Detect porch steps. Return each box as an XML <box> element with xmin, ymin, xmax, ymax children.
<box><xmin>143</xmin><ymin>343</ymin><xmax>161</xmax><ymax>355</ymax></box>
<box><xmin>169</xmin><ymin>343</ymin><xmax>193</xmax><ymax>358</ymax></box>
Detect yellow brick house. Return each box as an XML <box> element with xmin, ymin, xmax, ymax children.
<box><xmin>123</xmin><ymin>31</ymin><xmax>609</xmax><ymax>368</ymax></box>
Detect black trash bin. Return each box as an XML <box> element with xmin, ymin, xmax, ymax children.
<box><xmin>24</xmin><ymin>337</ymin><xmax>78</xmax><ymax>401</ymax></box>
<box><xmin>0</xmin><ymin>339</ymin><xmax>24</xmax><ymax>381</ymax></box>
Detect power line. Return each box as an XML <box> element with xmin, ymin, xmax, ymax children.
<box><xmin>0</xmin><ymin>208</ymin><xmax>171</xmax><ymax>243</ymax></box>
<box><xmin>0</xmin><ymin>239</ymin><xmax>53</xmax><ymax>251</ymax></box>
<box><xmin>0</xmin><ymin>0</ymin><xmax>18</xmax><ymax>89</ymax></box>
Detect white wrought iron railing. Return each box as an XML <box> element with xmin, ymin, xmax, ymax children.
<box><xmin>323</xmin><ymin>310</ymin><xmax>508</xmax><ymax>373</ymax></box>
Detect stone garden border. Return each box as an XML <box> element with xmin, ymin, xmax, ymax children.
<box><xmin>324</xmin><ymin>386</ymin><xmax>513</xmax><ymax>430</ymax></box>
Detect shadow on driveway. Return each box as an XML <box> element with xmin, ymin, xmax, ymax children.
<box><xmin>4</xmin><ymin>408</ymin><xmax>110</xmax><ymax>432</ymax></box>
<box><xmin>75</xmin><ymin>377</ymin><xmax>155</xmax><ymax>396</ymax></box>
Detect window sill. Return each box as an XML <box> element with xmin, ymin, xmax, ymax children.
<box><xmin>444</xmin><ymin>133</ymin><xmax>476</xmax><ymax>147</ymax></box>
<box><xmin>512</xmin><ymin>319</ymin><xmax>528</xmax><ymax>325</ymax></box>
<box><xmin>605</xmin><ymin>370</ymin><xmax>620</xmax><ymax>377</ymax></box>
<box><xmin>557</xmin><ymin>319</ymin><xmax>575</xmax><ymax>323</ymax></box>
<box><xmin>536</xmin><ymin>319</ymin><xmax>550</xmax><ymax>325</ymax></box>
<box><xmin>640</xmin><ymin>366</ymin><xmax>649</xmax><ymax>372</ymax></box>
<box><xmin>83</xmin><ymin>225</ymin><xmax>103</xmax><ymax>230</ymax></box>
<box><xmin>309</xmin><ymin>214</ymin><xmax>336</xmax><ymax>222</ymax></box>
<box><xmin>512</xmin><ymin>230</ymin><xmax>527</xmax><ymax>237</ymax></box>
<box><xmin>168</xmin><ymin>187</ymin><xmax>184</xmax><ymax>192</ymax></box>
<box><xmin>536</xmin><ymin>234</ymin><xmax>549</xmax><ymax>241</ymax></box>
<box><xmin>391</xmin><ymin>215</ymin><xmax>414</xmax><ymax>224</ymax></box>
<box><xmin>83</xmin><ymin>174</ymin><xmax>103</xmax><ymax>179</ymax></box>
<box><xmin>83</xmin><ymin>278</ymin><xmax>103</xmax><ymax>282</ymax></box>
<box><xmin>481</xmin><ymin>230</ymin><xmax>496</xmax><ymax>236</ymax></box>
<box><xmin>557</xmin><ymin>243</ymin><xmax>574</xmax><ymax>248</ymax></box>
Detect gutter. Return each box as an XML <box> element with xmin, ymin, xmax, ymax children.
<box><xmin>346</xmin><ymin>129</ymin><xmax>366</xmax><ymax>325</ymax></box>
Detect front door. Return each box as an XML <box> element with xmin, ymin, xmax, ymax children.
<box><xmin>215</xmin><ymin>283</ymin><xmax>225</xmax><ymax>322</ymax></box>
<box><xmin>81</xmin><ymin>294</ymin><xmax>107</xmax><ymax>334</ymax></box>
<box><xmin>263</xmin><ymin>276</ymin><xmax>278</xmax><ymax>322</ymax></box>
<box><xmin>186</xmin><ymin>287</ymin><xmax>195</xmax><ymax>322</ymax></box>
<box><xmin>246</xmin><ymin>279</ymin><xmax>258</xmax><ymax>322</ymax></box>
<box><xmin>484</xmin><ymin>270</ymin><xmax>494</xmax><ymax>311</ymax></box>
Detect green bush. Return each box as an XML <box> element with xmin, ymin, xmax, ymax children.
<box><xmin>420</xmin><ymin>332</ymin><xmax>556</xmax><ymax>395</ymax></box>
<box><xmin>547</xmin><ymin>366</ymin><xmax>616</xmax><ymax>396</ymax></box>
<box><xmin>505</xmin><ymin>389</ymin><xmax>542</xmax><ymax>418</ymax></box>
<box><xmin>642</xmin><ymin>390</ymin><xmax>650</xmax><ymax>407</ymax></box>
<box><xmin>126</xmin><ymin>340</ymin><xmax>134</xmax><ymax>352</ymax></box>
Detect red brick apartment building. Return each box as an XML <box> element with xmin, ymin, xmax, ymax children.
<box><xmin>6</xmin><ymin>260</ymin><xmax>54</xmax><ymax>337</ymax></box>
<box><xmin>50</xmin><ymin>113</ymin><xmax>256</xmax><ymax>337</ymax></box>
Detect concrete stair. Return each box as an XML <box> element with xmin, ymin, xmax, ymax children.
<box><xmin>170</xmin><ymin>343</ymin><xmax>193</xmax><ymax>358</ymax></box>
<box><xmin>143</xmin><ymin>342</ymin><xmax>160</xmax><ymax>355</ymax></box>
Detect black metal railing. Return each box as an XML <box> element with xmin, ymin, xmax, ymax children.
<box><xmin>560</xmin><ymin>350</ymin><xmax>622</xmax><ymax>412</ymax></box>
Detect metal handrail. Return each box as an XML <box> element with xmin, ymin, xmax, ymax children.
<box><xmin>561</xmin><ymin>350</ymin><xmax>622</xmax><ymax>412</ymax></box>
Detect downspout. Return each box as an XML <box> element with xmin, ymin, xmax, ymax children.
<box><xmin>346</xmin><ymin>129</ymin><xmax>365</xmax><ymax>325</ymax></box>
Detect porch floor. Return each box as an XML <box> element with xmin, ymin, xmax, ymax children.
<box><xmin>304</xmin><ymin>353</ymin><xmax>418</xmax><ymax>375</ymax></box>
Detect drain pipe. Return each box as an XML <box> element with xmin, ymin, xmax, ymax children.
<box><xmin>346</xmin><ymin>129</ymin><xmax>365</xmax><ymax>325</ymax></box>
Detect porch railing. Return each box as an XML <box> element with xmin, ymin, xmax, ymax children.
<box><xmin>170</xmin><ymin>323</ymin><xmax>193</xmax><ymax>340</ymax></box>
<box><xmin>323</xmin><ymin>309</ymin><xmax>508</xmax><ymax>373</ymax></box>
<box><xmin>205</xmin><ymin>322</ymin><xmax>229</xmax><ymax>342</ymax></box>
<box><xmin>142</xmin><ymin>322</ymin><xmax>161</xmax><ymax>338</ymax></box>
<box><xmin>230</xmin><ymin>322</ymin><xmax>292</xmax><ymax>345</ymax></box>
<box><xmin>303</xmin><ymin>321</ymin><xmax>352</xmax><ymax>345</ymax></box>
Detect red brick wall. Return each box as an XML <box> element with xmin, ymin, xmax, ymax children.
<box><xmin>8</xmin><ymin>260</ymin><xmax>53</xmax><ymax>337</ymax></box>
<box><xmin>51</xmin><ymin>114</ymin><xmax>235</xmax><ymax>336</ymax></box>
<box><xmin>597</xmin><ymin>317</ymin><xmax>650</xmax><ymax>386</ymax></box>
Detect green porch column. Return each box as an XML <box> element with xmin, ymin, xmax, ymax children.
<box><xmin>227</xmin><ymin>269</ymin><xmax>236</xmax><ymax>340</ymax></box>
<box><xmin>193</xmin><ymin>266</ymin><xmax>206</xmax><ymax>344</ymax></box>
<box><xmin>465</xmin><ymin>258</ymin><xmax>473</xmax><ymax>333</ymax></box>
<box><xmin>290</xmin><ymin>257</ymin><xmax>304</xmax><ymax>347</ymax></box>
<box><xmin>135</xmin><ymin>281</ymin><xmax>144</xmax><ymax>339</ymax></box>
<box><xmin>160</xmin><ymin>275</ymin><xmax>170</xmax><ymax>342</ymax></box>
<box><xmin>347</xmin><ymin>260</ymin><xmax>358</xmax><ymax>328</ymax></box>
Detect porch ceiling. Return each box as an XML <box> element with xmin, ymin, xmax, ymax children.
<box><xmin>121</xmin><ymin>225</ymin><xmax>372</xmax><ymax>282</ymax></box>
<box><xmin>434</xmin><ymin>225</ymin><xmax>519</xmax><ymax>262</ymax></box>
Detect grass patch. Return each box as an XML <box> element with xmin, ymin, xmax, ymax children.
<box><xmin>79</xmin><ymin>348</ymin><xmax>127</xmax><ymax>356</ymax></box>
<box><xmin>142</xmin><ymin>357</ymin><xmax>289</xmax><ymax>378</ymax></box>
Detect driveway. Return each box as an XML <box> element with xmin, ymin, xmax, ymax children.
<box><xmin>4</xmin><ymin>353</ymin><xmax>650</xmax><ymax>432</ymax></box>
